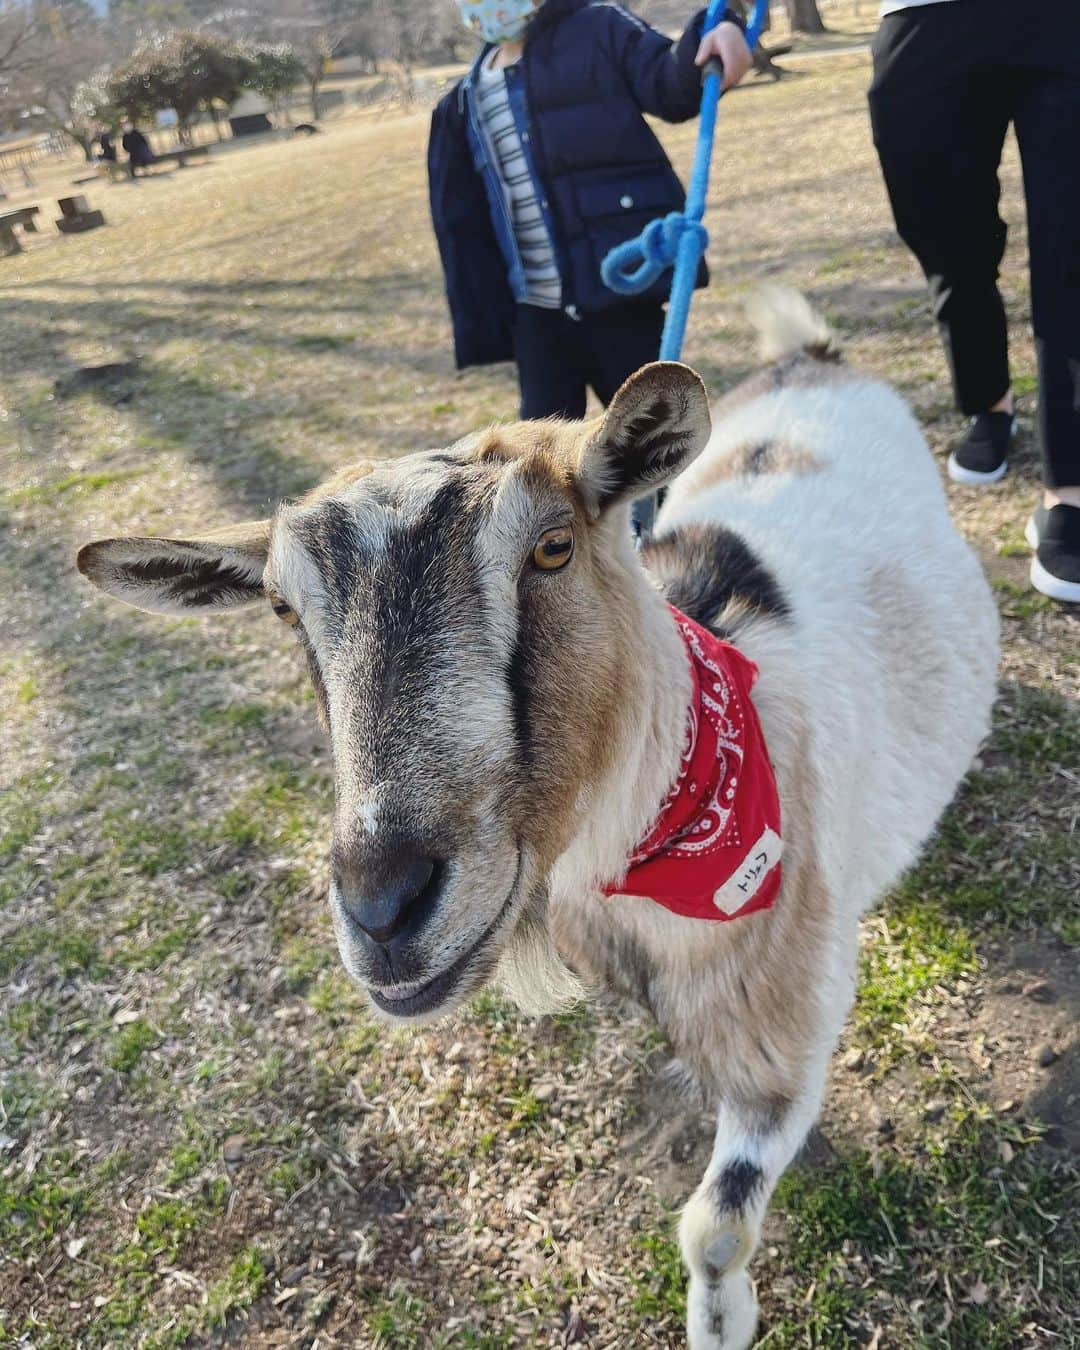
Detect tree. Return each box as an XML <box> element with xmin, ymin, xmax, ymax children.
<box><xmin>264</xmin><ymin>12</ymin><xmax>341</xmax><ymax>121</ymax></box>
<box><xmin>0</xmin><ymin>0</ymin><xmax>42</xmax><ymax>84</ymax></box>
<box><xmin>787</xmin><ymin>0</ymin><xmax>825</xmax><ymax>34</ymax></box>
<box><xmin>109</xmin><ymin>36</ymin><xmax>186</xmax><ymax>131</ymax></box>
<box><xmin>247</xmin><ymin>42</ymin><xmax>304</xmax><ymax>123</ymax></box>
<box><xmin>257</xmin><ymin>0</ymin><xmax>381</xmax><ymax>119</ymax></box>
<box><xmin>1</xmin><ymin>1</ymin><xmax>115</xmax><ymax>160</ymax></box>
<box><xmin>187</xmin><ymin>31</ymin><xmax>253</xmax><ymax>137</ymax></box>
<box><xmin>373</xmin><ymin>0</ymin><xmax>461</xmax><ymax>96</ymax></box>
<box><xmin>109</xmin><ymin>30</ymin><xmax>253</xmax><ymax>142</ymax></box>
<box><xmin>72</xmin><ymin>67</ymin><xmax>121</xmax><ymax>143</ymax></box>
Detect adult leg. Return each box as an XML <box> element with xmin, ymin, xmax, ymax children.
<box><xmin>869</xmin><ymin>10</ymin><xmax>1012</xmax><ymax>423</ymax></box>
<box><xmin>1013</xmin><ymin>41</ymin><xmax>1080</xmax><ymax>599</ymax></box>
<box><xmin>513</xmin><ymin>305</ymin><xmax>587</xmax><ymax>420</ymax></box>
<box><xmin>1014</xmin><ymin>73</ymin><xmax>1080</xmax><ymax>495</ymax></box>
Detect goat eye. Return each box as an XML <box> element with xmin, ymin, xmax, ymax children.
<box><xmin>269</xmin><ymin>595</ymin><xmax>300</xmax><ymax>626</ymax></box>
<box><xmin>532</xmin><ymin>526</ymin><xmax>574</xmax><ymax>572</ymax></box>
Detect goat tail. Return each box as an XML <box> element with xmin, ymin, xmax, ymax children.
<box><xmin>745</xmin><ymin>285</ymin><xmax>841</xmax><ymax>364</ymax></box>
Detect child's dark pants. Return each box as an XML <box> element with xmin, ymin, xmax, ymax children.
<box><xmin>868</xmin><ymin>0</ymin><xmax>1080</xmax><ymax>489</ymax></box>
<box><xmin>513</xmin><ymin>302</ymin><xmax>665</xmax><ymax>419</ymax></box>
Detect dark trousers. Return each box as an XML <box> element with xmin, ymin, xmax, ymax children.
<box><xmin>869</xmin><ymin>0</ymin><xmax>1080</xmax><ymax>489</ymax></box>
<box><xmin>513</xmin><ymin>302</ymin><xmax>665</xmax><ymax>420</ymax></box>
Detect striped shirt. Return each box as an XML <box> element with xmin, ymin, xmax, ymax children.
<box><xmin>880</xmin><ymin>0</ymin><xmax>954</xmax><ymax>12</ymax></box>
<box><xmin>475</xmin><ymin>54</ymin><xmax>562</xmax><ymax>309</ymax></box>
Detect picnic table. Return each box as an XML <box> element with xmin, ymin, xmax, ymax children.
<box><xmin>151</xmin><ymin>145</ymin><xmax>210</xmax><ymax>170</ymax></box>
<box><xmin>0</xmin><ymin>204</ymin><xmax>40</xmax><ymax>256</ymax></box>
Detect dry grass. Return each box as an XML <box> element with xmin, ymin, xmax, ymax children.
<box><xmin>1</xmin><ymin>50</ymin><xmax>1077</xmax><ymax>1350</ymax></box>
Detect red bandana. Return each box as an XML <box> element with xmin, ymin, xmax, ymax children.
<box><xmin>602</xmin><ymin>607</ymin><xmax>783</xmax><ymax>922</ymax></box>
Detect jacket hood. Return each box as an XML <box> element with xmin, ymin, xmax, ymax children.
<box><xmin>527</xmin><ymin>0</ymin><xmax>592</xmax><ymax>37</ymax></box>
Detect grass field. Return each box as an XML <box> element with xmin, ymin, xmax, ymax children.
<box><xmin>1</xmin><ymin>47</ymin><xmax>1078</xmax><ymax>1350</ymax></box>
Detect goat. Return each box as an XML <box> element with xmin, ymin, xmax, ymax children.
<box><xmin>77</xmin><ymin>290</ymin><xmax>999</xmax><ymax>1349</ymax></box>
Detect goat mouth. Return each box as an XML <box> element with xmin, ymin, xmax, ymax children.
<box><xmin>366</xmin><ymin>852</ymin><xmax>522</xmax><ymax>1019</ymax></box>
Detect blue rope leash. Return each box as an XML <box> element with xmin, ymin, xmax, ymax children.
<box><xmin>601</xmin><ymin>0</ymin><xmax>769</xmax><ymax>537</ymax></box>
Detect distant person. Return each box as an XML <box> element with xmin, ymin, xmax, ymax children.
<box><xmin>428</xmin><ymin>0</ymin><xmax>751</xmax><ymax>420</ymax></box>
<box><xmin>121</xmin><ymin>124</ymin><xmax>154</xmax><ymax>178</ymax></box>
<box><xmin>869</xmin><ymin>0</ymin><xmax>1080</xmax><ymax>602</ymax></box>
<box><xmin>96</xmin><ymin>129</ymin><xmax>117</xmax><ymax>164</ymax></box>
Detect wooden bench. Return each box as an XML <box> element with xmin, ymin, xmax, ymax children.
<box><xmin>151</xmin><ymin>145</ymin><xmax>210</xmax><ymax>170</ymax></box>
<box><xmin>73</xmin><ymin>162</ymin><xmax>127</xmax><ymax>186</ymax></box>
<box><xmin>752</xmin><ymin>41</ymin><xmax>795</xmax><ymax>80</ymax></box>
<box><xmin>0</xmin><ymin>204</ymin><xmax>40</xmax><ymax>257</ymax></box>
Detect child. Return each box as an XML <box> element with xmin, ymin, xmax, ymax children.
<box><xmin>428</xmin><ymin>0</ymin><xmax>750</xmax><ymax>419</ymax></box>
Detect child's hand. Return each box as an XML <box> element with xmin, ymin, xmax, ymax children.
<box><xmin>694</xmin><ymin>20</ymin><xmax>752</xmax><ymax>90</ymax></box>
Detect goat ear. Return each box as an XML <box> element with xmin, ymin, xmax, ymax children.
<box><xmin>76</xmin><ymin>520</ymin><xmax>271</xmax><ymax>615</ymax></box>
<box><xmin>576</xmin><ymin>362</ymin><xmax>711</xmax><ymax>517</ymax></box>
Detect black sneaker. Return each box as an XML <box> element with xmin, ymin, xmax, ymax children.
<box><xmin>1026</xmin><ymin>503</ymin><xmax>1080</xmax><ymax>603</ymax></box>
<box><xmin>947</xmin><ymin>412</ymin><xmax>1015</xmax><ymax>485</ymax></box>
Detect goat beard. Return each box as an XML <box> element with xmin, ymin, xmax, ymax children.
<box><xmin>494</xmin><ymin>882</ymin><xmax>587</xmax><ymax>1017</ymax></box>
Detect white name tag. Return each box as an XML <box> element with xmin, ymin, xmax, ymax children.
<box><xmin>712</xmin><ymin>828</ymin><xmax>784</xmax><ymax>916</ymax></box>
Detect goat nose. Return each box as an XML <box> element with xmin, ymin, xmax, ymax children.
<box><xmin>332</xmin><ymin>847</ymin><xmax>440</xmax><ymax>945</ymax></box>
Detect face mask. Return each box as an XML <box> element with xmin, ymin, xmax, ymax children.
<box><xmin>456</xmin><ymin>0</ymin><xmax>541</xmax><ymax>44</ymax></box>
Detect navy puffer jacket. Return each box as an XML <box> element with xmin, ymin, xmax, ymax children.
<box><xmin>429</xmin><ymin>0</ymin><xmax>732</xmax><ymax>370</ymax></box>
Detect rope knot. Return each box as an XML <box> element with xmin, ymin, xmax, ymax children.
<box><xmin>600</xmin><ymin>211</ymin><xmax>709</xmax><ymax>296</ymax></box>
<box><xmin>643</xmin><ymin>213</ymin><xmax>708</xmax><ymax>269</ymax></box>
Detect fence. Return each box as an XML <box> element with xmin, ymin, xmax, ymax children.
<box><xmin>0</xmin><ymin>132</ymin><xmax>70</xmax><ymax>174</ymax></box>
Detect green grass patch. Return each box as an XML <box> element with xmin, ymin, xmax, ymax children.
<box><xmin>855</xmin><ymin>898</ymin><xmax>976</xmax><ymax>1057</ymax></box>
<box><xmin>54</xmin><ymin>930</ymin><xmax>107</xmax><ymax>978</ymax></box>
<box><xmin>280</xmin><ymin>934</ymin><xmax>333</xmax><ymax>991</ymax></box>
<box><xmin>991</xmin><ymin>576</ymin><xmax>1055</xmax><ymax>620</ymax></box>
<box><xmin>102</xmin><ymin>1189</ymin><xmax>239</xmax><ymax>1342</ymax></box>
<box><xmin>293</xmin><ymin>332</ymin><xmax>356</xmax><ymax>352</ymax></box>
<box><xmin>96</xmin><ymin>807</ymin><xmax>191</xmax><ymax>878</ymax></box>
<box><xmin>4</xmin><ymin>468</ymin><xmax>142</xmax><ymax>507</ymax></box>
<box><xmin>109</xmin><ymin>1018</ymin><xmax>157</xmax><ymax>1073</ymax></box>
<box><xmin>117</xmin><ymin>914</ymin><xmax>200</xmax><ymax>971</ymax></box>
<box><xmin>816</xmin><ymin>246</ymin><xmax>890</xmax><ymax>277</ymax></box>
<box><xmin>134</xmin><ymin>1197</ymin><xmax>200</xmax><ymax>1257</ymax></box>
<box><xmin>207</xmin><ymin>761</ymin><xmax>332</xmax><ymax>854</ymax></box>
<box><xmin>308</xmin><ymin>968</ymin><xmax>367</xmax><ymax>1025</ymax></box>
<box><xmin>15</xmin><ymin>676</ymin><xmax>38</xmax><ymax>703</ymax></box>
<box><xmin>362</xmin><ymin>1287</ymin><xmax>428</xmax><ymax>1347</ymax></box>
<box><xmin>200</xmin><ymin>701</ymin><xmax>273</xmax><ymax>732</ymax></box>
<box><xmin>0</xmin><ymin>777</ymin><xmax>48</xmax><ymax>863</ymax></box>
<box><xmin>0</xmin><ymin>1149</ymin><xmax>86</xmax><ymax>1258</ymax></box>
<box><xmin>545</xmin><ymin>1003</ymin><xmax>596</xmax><ymax>1062</ymax></box>
<box><xmin>165</xmin><ymin>1119</ymin><xmax>218</xmax><ymax>1186</ymax></box>
<box><xmin>0</xmin><ymin>923</ymin><xmax>104</xmax><ymax>981</ymax></box>
<box><xmin>993</xmin><ymin>689</ymin><xmax>1080</xmax><ymax>766</ymax></box>
<box><xmin>628</xmin><ymin>1229</ymin><xmax>685</xmax><ymax>1322</ymax></box>
<box><xmin>773</xmin><ymin>1107</ymin><xmax>1072</xmax><ymax>1350</ymax></box>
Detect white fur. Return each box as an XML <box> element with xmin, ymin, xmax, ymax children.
<box><xmin>745</xmin><ymin>283</ymin><xmax>835</xmax><ymax>363</ymax></box>
<box><xmin>556</xmin><ymin>347</ymin><xmax>997</xmax><ymax>935</ymax></box>
<box><xmin>665</xmin><ymin>376</ymin><xmax>998</xmax><ymax>921</ymax></box>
